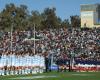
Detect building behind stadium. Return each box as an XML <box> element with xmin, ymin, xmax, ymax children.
<box><xmin>81</xmin><ymin>4</ymin><xmax>100</xmax><ymax>28</ymax></box>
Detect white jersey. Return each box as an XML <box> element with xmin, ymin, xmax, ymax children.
<box><xmin>0</xmin><ymin>54</ymin><xmax>45</xmax><ymax>68</ymax></box>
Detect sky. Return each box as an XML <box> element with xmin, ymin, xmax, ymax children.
<box><xmin>0</xmin><ymin>0</ymin><xmax>100</xmax><ymax>20</ymax></box>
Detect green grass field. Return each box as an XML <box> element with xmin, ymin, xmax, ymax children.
<box><xmin>0</xmin><ymin>72</ymin><xmax>100</xmax><ymax>80</ymax></box>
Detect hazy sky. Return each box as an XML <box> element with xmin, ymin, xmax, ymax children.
<box><xmin>0</xmin><ymin>0</ymin><xmax>100</xmax><ymax>20</ymax></box>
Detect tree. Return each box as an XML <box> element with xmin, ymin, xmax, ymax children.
<box><xmin>41</xmin><ymin>7</ymin><xmax>60</xmax><ymax>29</ymax></box>
<box><xmin>61</xmin><ymin>19</ymin><xmax>70</xmax><ymax>28</ymax></box>
<box><xmin>0</xmin><ymin>3</ymin><xmax>29</xmax><ymax>31</ymax></box>
<box><xmin>0</xmin><ymin>3</ymin><xmax>81</xmax><ymax>31</ymax></box>
<box><xmin>28</xmin><ymin>10</ymin><xmax>42</xmax><ymax>30</ymax></box>
<box><xmin>0</xmin><ymin>3</ymin><xmax>16</xmax><ymax>31</ymax></box>
<box><xmin>70</xmin><ymin>15</ymin><xmax>80</xmax><ymax>28</ymax></box>
<box><xmin>14</xmin><ymin>4</ymin><xmax>29</xmax><ymax>30</ymax></box>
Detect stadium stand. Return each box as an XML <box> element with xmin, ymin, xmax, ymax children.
<box><xmin>0</xmin><ymin>27</ymin><xmax>100</xmax><ymax>75</ymax></box>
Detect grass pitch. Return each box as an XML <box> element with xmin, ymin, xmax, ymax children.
<box><xmin>0</xmin><ymin>72</ymin><xmax>100</xmax><ymax>80</ymax></box>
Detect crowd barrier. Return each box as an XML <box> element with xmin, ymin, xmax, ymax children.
<box><xmin>54</xmin><ymin>59</ymin><xmax>100</xmax><ymax>72</ymax></box>
<box><xmin>75</xmin><ymin>59</ymin><xmax>100</xmax><ymax>65</ymax></box>
<box><xmin>73</xmin><ymin>59</ymin><xmax>100</xmax><ymax>72</ymax></box>
<box><xmin>73</xmin><ymin>64</ymin><xmax>100</xmax><ymax>72</ymax></box>
<box><xmin>55</xmin><ymin>64</ymin><xmax>100</xmax><ymax>72</ymax></box>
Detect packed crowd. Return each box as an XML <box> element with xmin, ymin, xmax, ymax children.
<box><xmin>0</xmin><ymin>27</ymin><xmax>100</xmax><ymax>63</ymax></box>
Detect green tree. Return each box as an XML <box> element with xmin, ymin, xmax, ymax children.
<box><xmin>41</xmin><ymin>7</ymin><xmax>60</xmax><ymax>29</ymax></box>
<box><xmin>0</xmin><ymin>3</ymin><xmax>81</xmax><ymax>31</ymax></box>
<box><xmin>70</xmin><ymin>15</ymin><xmax>80</xmax><ymax>28</ymax></box>
<box><xmin>28</xmin><ymin>10</ymin><xmax>42</xmax><ymax>30</ymax></box>
<box><xmin>61</xmin><ymin>19</ymin><xmax>70</xmax><ymax>28</ymax></box>
<box><xmin>14</xmin><ymin>4</ymin><xmax>29</xmax><ymax>30</ymax></box>
<box><xmin>0</xmin><ymin>3</ymin><xmax>16</xmax><ymax>31</ymax></box>
<box><xmin>0</xmin><ymin>3</ymin><xmax>29</xmax><ymax>31</ymax></box>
